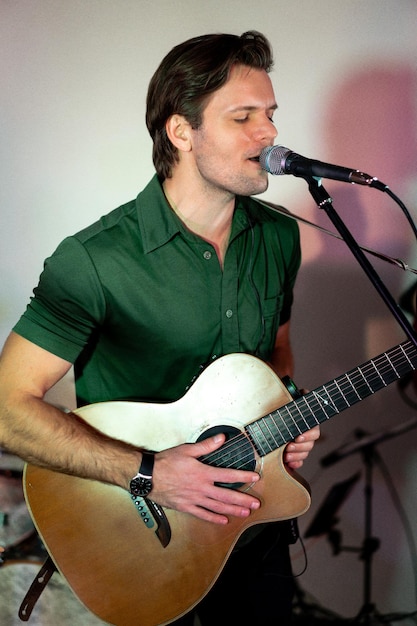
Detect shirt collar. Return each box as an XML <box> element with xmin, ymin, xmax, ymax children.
<box><xmin>136</xmin><ymin>174</ymin><xmax>252</xmax><ymax>253</ymax></box>
<box><xmin>136</xmin><ymin>175</ymin><xmax>182</xmax><ymax>253</ymax></box>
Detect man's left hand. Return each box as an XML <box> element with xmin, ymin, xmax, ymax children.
<box><xmin>283</xmin><ymin>425</ymin><xmax>320</xmax><ymax>469</ymax></box>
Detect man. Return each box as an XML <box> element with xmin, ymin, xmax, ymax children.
<box><xmin>0</xmin><ymin>31</ymin><xmax>319</xmax><ymax>624</ymax></box>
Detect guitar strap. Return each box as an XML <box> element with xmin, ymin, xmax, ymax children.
<box><xmin>18</xmin><ymin>555</ymin><xmax>57</xmax><ymax>621</ymax></box>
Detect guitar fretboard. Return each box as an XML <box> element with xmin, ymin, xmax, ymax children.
<box><xmin>246</xmin><ymin>340</ymin><xmax>417</xmax><ymax>457</ymax></box>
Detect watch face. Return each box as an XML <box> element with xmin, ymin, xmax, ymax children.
<box><xmin>130</xmin><ymin>476</ymin><xmax>152</xmax><ymax>497</ymax></box>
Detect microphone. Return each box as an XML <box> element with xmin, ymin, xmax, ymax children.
<box><xmin>259</xmin><ymin>145</ymin><xmax>387</xmax><ymax>190</ymax></box>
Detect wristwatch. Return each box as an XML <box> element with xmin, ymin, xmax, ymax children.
<box><xmin>129</xmin><ymin>451</ymin><xmax>155</xmax><ymax>498</ymax></box>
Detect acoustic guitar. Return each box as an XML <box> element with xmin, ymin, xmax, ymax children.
<box><xmin>23</xmin><ymin>341</ymin><xmax>416</xmax><ymax>625</ymax></box>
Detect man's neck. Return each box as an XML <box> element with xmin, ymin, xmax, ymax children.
<box><xmin>162</xmin><ymin>177</ymin><xmax>235</xmax><ymax>267</ymax></box>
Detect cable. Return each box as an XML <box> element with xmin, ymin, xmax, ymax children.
<box><xmin>259</xmin><ymin>199</ymin><xmax>417</xmax><ymax>275</ymax></box>
<box><xmin>384</xmin><ymin>187</ymin><xmax>417</xmax><ymax>242</ymax></box>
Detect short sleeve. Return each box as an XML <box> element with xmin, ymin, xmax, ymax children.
<box><xmin>13</xmin><ymin>237</ymin><xmax>106</xmax><ymax>363</ymax></box>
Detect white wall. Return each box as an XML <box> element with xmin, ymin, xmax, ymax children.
<box><xmin>1</xmin><ymin>0</ymin><xmax>417</xmax><ymax>621</ymax></box>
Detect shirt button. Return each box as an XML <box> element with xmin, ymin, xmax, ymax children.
<box><xmin>225</xmin><ymin>309</ymin><xmax>233</xmax><ymax>318</ymax></box>
<box><xmin>203</xmin><ymin>250</ymin><xmax>212</xmax><ymax>260</ymax></box>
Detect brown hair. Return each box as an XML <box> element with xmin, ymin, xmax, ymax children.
<box><xmin>146</xmin><ymin>31</ymin><xmax>274</xmax><ymax>179</ymax></box>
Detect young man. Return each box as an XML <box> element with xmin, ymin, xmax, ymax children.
<box><xmin>0</xmin><ymin>32</ymin><xmax>319</xmax><ymax>624</ymax></box>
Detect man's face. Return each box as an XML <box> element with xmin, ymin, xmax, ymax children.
<box><xmin>189</xmin><ymin>64</ymin><xmax>278</xmax><ymax>198</ymax></box>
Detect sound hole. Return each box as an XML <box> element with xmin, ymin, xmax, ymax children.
<box><xmin>197</xmin><ymin>425</ymin><xmax>256</xmax><ymax>489</ymax></box>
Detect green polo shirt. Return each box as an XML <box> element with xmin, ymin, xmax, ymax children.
<box><xmin>14</xmin><ymin>175</ymin><xmax>300</xmax><ymax>406</ymax></box>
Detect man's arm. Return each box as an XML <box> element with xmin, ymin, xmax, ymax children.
<box><xmin>269</xmin><ymin>321</ymin><xmax>320</xmax><ymax>469</ymax></box>
<box><xmin>0</xmin><ymin>332</ymin><xmax>143</xmax><ymax>485</ymax></box>
<box><xmin>0</xmin><ymin>332</ymin><xmax>261</xmax><ymax>525</ymax></box>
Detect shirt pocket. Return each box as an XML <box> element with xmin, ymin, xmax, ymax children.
<box><xmin>259</xmin><ymin>293</ymin><xmax>284</xmax><ymax>357</ymax></box>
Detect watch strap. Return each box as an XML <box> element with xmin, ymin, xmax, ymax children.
<box><xmin>138</xmin><ymin>451</ymin><xmax>154</xmax><ymax>478</ymax></box>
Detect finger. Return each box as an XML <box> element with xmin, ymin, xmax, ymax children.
<box><xmin>190</xmin><ymin>490</ymin><xmax>259</xmax><ymax>523</ymax></box>
<box><xmin>189</xmin><ymin>436</ymin><xmax>261</xmax><ymax>485</ymax></box>
<box><xmin>285</xmin><ymin>441</ymin><xmax>313</xmax><ymax>454</ymax></box>
<box><xmin>293</xmin><ymin>426</ymin><xmax>320</xmax><ymax>444</ymax></box>
<box><xmin>189</xmin><ymin>433</ymin><xmax>226</xmax><ymax>456</ymax></box>
<box><xmin>185</xmin><ymin>503</ymin><xmax>249</xmax><ymax>526</ymax></box>
<box><xmin>287</xmin><ymin>449</ymin><xmax>310</xmax><ymax>460</ymax></box>
<box><xmin>285</xmin><ymin>461</ymin><xmax>304</xmax><ymax>469</ymax></box>
<box><xmin>206</xmin><ymin>481</ymin><xmax>260</xmax><ymax>509</ymax></box>
<box><xmin>177</xmin><ymin>483</ymin><xmax>260</xmax><ymax>524</ymax></box>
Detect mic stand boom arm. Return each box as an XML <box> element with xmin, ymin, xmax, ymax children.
<box><xmin>305</xmin><ymin>176</ymin><xmax>417</xmax><ymax>350</ymax></box>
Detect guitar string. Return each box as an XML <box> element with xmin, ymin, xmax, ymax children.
<box><xmin>201</xmin><ymin>342</ymin><xmax>416</xmax><ymax>472</ymax></box>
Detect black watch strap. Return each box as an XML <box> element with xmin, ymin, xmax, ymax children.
<box><xmin>138</xmin><ymin>451</ymin><xmax>154</xmax><ymax>478</ymax></box>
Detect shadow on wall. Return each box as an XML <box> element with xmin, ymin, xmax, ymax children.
<box><xmin>293</xmin><ymin>60</ymin><xmax>417</xmax><ymax>389</ymax></box>
<box><xmin>301</xmin><ymin>62</ymin><xmax>417</xmax><ymax>264</ymax></box>
<box><xmin>291</xmin><ymin>62</ymin><xmax>417</xmax><ymax>618</ymax></box>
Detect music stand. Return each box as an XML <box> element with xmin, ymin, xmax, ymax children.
<box><xmin>305</xmin><ymin>472</ymin><xmax>361</xmax><ymax>550</ymax></box>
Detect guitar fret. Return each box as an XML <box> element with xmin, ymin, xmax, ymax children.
<box><xmin>324</xmin><ymin>382</ymin><xmax>345</xmax><ymax>413</ymax></box>
<box><xmin>334</xmin><ymin>379</ymin><xmax>351</xmax><ymax>409</ymax></box>
<box><xmin>294</xmin><ymin>390</ymin><xmax>339</xmax><ymax>431</ymax></box>
<box><xmin>374</xmin><ymin>350</ymin><xmax>405</xmax><ymax>386</ymax></box>
<box><xmin>275</xmin><ymin>419</ymin><xmax>290</xmax><ymax>445</ymax></box>
<box><xmin>305</xmin><ymin>392</ymin><xmax>335</xmax><ymax>422</ymax></box>
<box><xmin>344</xmin><ymin>372</ymin><xmax>362</xmax><ymax>401</ymax></box>
<box><xmin>316</xmin><ymin>385</ymin><xmax>339</xmax><ymax>419</ymax></box>
<box><xmin>340</xmin><ymin>372</ymin><xmax>361</xmax><ymax>394</ymax></box>
<box><xmin>346</xmin><ymin>371</ymin><xmax>372</xmax><ymax>399</ymax></box>
<box><xmin>263</xmin><ymin>416</ymin><xmax>283</xmax><ymax>449</ymax></box>
<box><xmin>292</xmin><ymin>399</ymin><xmax>312</xmax><ymax>431</ymax></box>
<box><xmin>381</xmin><ymin>359</ymin><xmax>399</xmax><ymax>383</ymax></box>
<box><xmin>400</xmin><ymin>343</ymin><xmax>414</xmax><ymax>370</ymax></box>
<box><xmin>248</xmin><ymin>420</ymin><xmax>272</xmax><ymax>455</ymax></box>
<box><xmin>389</xmin><ymin>346</ymin><xmax>414</xmax><ymax>379</ymax></box>
<box><xmin>360</xmin><ymin>367</ymin><xmax>379</xmax><ymax>391</ymax></box>
<box><xmin>386</xmin><ymin>353</ymin><xmax>400</xmax><ymax>378</ymax></box>
<box><xmin>376</xmin><ymin>359</ymin><xmax>392</xmax><ymax>386</ymax></box>
<box><xmin>357</xmin><ymin>366</ymin><xmax>374</xmax><ymax>394</ymax></box>
<box><xmin>248</xmin><ymin>415</ymin><xmax>286</xmax><ymax>455</ymax></box>
<box><xmin>246</xmin><ymin>339</ymin><xmax>417</xmax><ymax>456</ymax></box>
<box><xmin>282</xmin><ymin>404</ymin><xmax>303</xmax><ymax>436</ymax></box>
<box><xmin>271</xmin><ymin>407</ymin><xmax>301</xmax><ymax>444</ymax></box>
<box><xmin>338</xmin><ymin>380</ymin><xmax>362</xmax><ymax>406</ymax></box>
<box><xmin>371</xmin><ymin>359</ymin><xmax>388</xmax><ymax>387</ymax></box>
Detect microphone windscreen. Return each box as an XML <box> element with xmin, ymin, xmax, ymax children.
<box><xmin>259</xmin><ymin>145</ymin><xmax>290</xmax><ymax>175</ymax></box>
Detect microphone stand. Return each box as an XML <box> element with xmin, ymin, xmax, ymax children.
<box><xmin>304</xmin><ymin>176</ymin><xmax>417</xmax><ymax>624</ymax></box>
<box><xmin>304</xmin><ymin>176</ymin><xmax>417</xmax><ymax>350</ymax></box>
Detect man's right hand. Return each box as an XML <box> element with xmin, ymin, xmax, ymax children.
<box><xmin>151</xmin><ymin>434</ymin><xmax>261</xmax><ymax>525</ymax></box>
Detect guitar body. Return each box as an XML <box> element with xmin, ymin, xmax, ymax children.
<box><xmin>23</xmin><ymin>354</ymin><xmax>311</xmax><ymax>626</ymax></box>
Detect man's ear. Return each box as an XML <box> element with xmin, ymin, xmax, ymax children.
<box><xmin>165</xmin><ymin>114</ymin><xmax>192</xmax><ymax>152</ymax></box>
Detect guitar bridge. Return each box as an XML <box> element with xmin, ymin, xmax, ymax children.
<box><xmin>131</xmin><ymin>495</ymin><xmax>171</xmax><ymax>548</ymax></box>
<box><xmin>131</xmin><ymin>495</ymin><xmax>155</xmax><ymax>528</ymax></box>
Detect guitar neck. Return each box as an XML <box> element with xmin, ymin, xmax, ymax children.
<box><xmin>246</xmin><ymin>340</ymin><xmax>417</xmax><ymax>456</ymax></box>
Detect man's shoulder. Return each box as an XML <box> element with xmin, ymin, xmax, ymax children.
<box><xmin>72</xmin><ymin>198</ymin><xmax>138</xmax><ymax>246</ymax></box>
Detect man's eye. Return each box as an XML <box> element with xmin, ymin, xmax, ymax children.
<box><xmin>234</xmin><ymin>117</ymin><xmax>248</xmax><ymax>123</ymax></box>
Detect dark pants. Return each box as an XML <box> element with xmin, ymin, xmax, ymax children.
<box><xmin>172</xmin><ymin>521</ymin><xmax>295</xmax><ymax>626</ymax></box>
